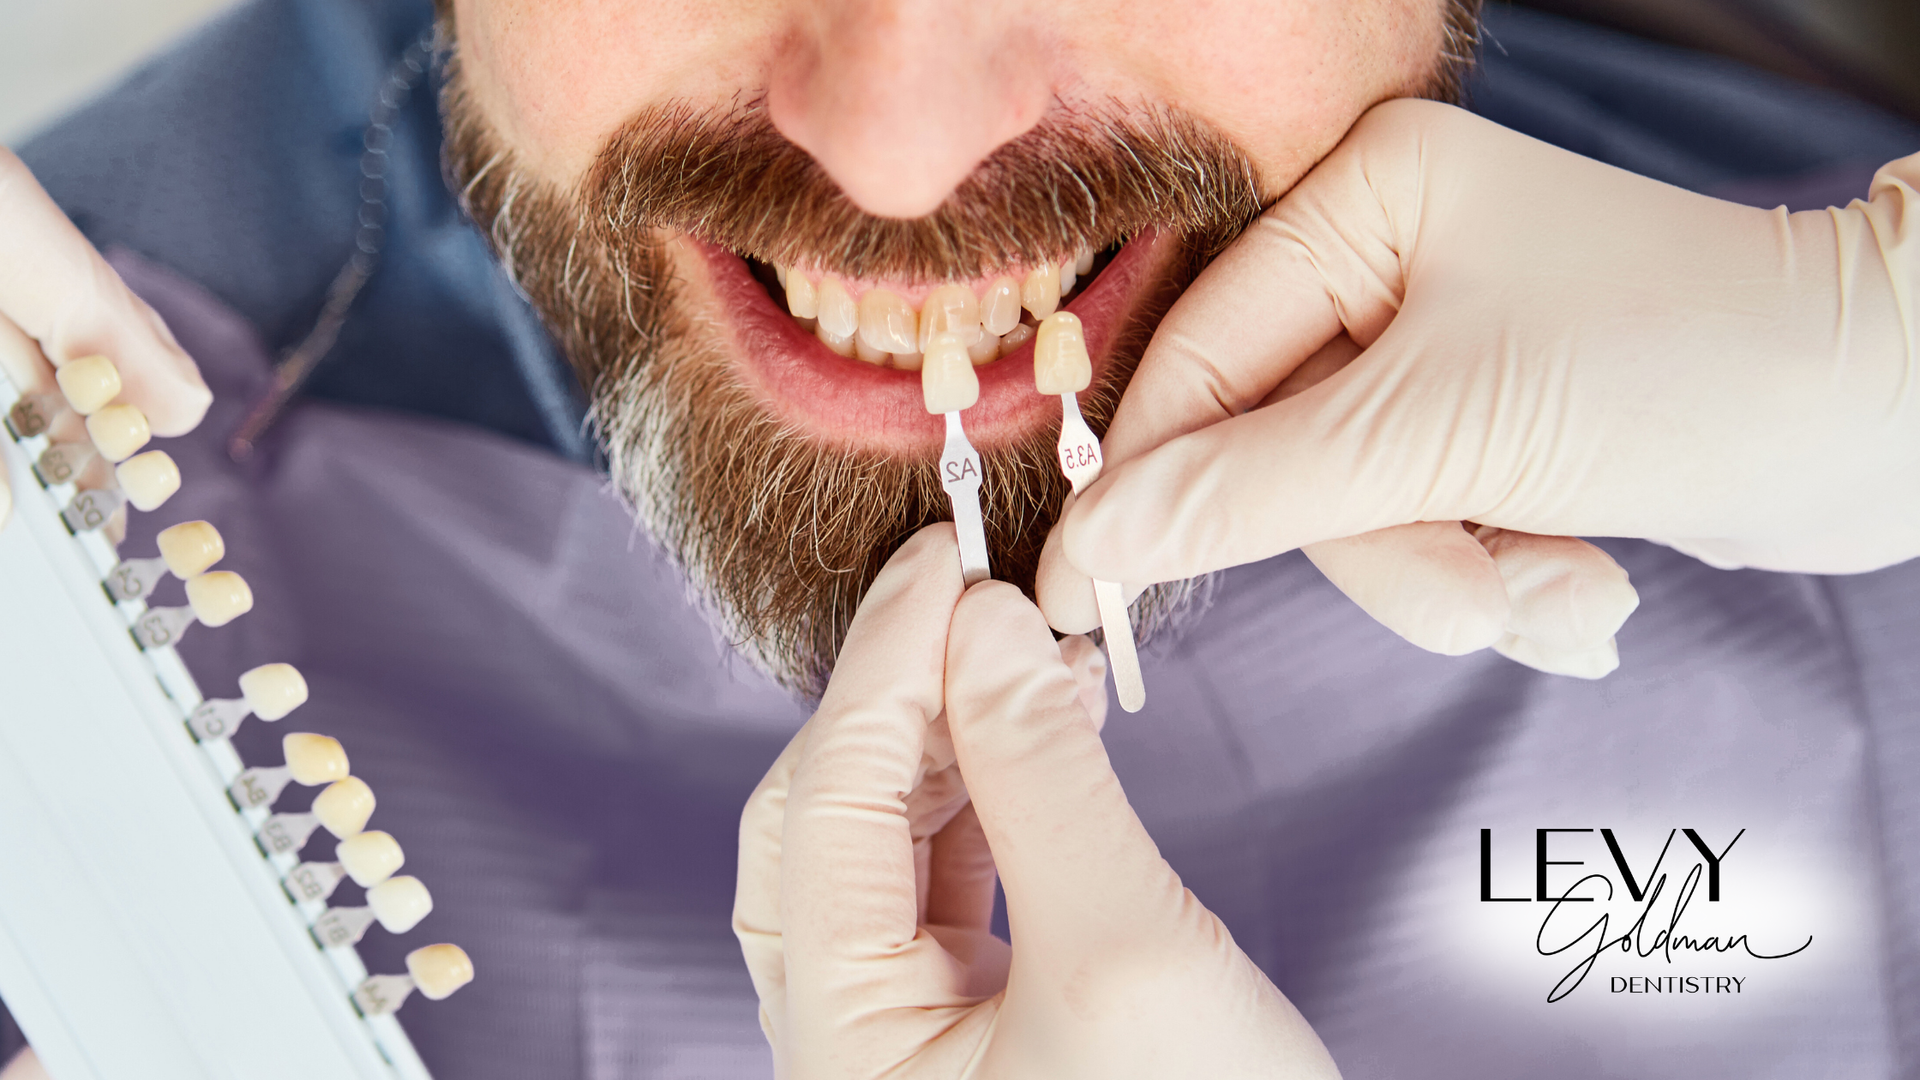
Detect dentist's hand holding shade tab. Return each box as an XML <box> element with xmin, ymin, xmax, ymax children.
<box><xmin>734</xmin><ymin>525</ymin><xmax>1340</xmax><ymax>1079</ymax></box>
<box><xmin>0</xmin><ymin>148</ymin><xmax>211</xmax><ymax>531</ymax></box>
<box><xmin>1043</xmin><ymin>100</ymin><xmax>1920</xmax><ymax>677</ymax></box>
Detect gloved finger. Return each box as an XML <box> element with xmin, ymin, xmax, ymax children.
<box><xmin>779</xmin><ymin>525</ymin><xmax>983</xmax><ymax>1050</ymax></box>
<box><xmin>1092</xmin><ymin>158</ymin><xmax>1399</xmax><ymax>474</ymax></box>
<box><xmin>733</xmin><ymin>714</ymin><xmax>813</xmax><ymax>1043</ymax></box>
<box><xmin>1056</xmin><ymin>633</ymin><xmax>1110</xmax><ymax>733</ymax></box>
<box><xmin>945</xmin><ymin>583</ymin><xmax>1190</xmax><ymax>972</ymax></box>
<box><xmin>1472</xmin><ymin>527</ymin><xmax>1638</xmax><ymax>656</ymax></box>
<box><xmin>1034</xmin><ymin>334</ymin><xmax>1361</xmax><ymax>636</ymax></box>
<box><xmin>0</xmin><ymin>149</ymin><xmax>210</xmax><ymax>435</ymax></box>
<box><xmin>1495</xmin><ymin>633</ymin><xmax>1621</xmax><ymax>680</ymax></box>
<box><xmin>1302</xmin><ymin>522</ymin><xmax>1510</xmax><ymax>656</ymax></box>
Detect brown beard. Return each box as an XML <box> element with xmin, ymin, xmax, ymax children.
<box><xmin>435</xmin><ymin>11</ymin><xmax>1480</xmax><ymax>698</ymax></box>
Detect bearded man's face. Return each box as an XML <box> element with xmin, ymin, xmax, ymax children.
<box><xmin>437</xmin><ymin>0</ymin><xmax>1479</xmax><ymax>696</ymax></box>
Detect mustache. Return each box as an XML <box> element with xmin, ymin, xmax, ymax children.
<box><xmin>583</xmin><ymin>98</ymin><xmax>1265</xmax><ymax>281</ymax></box>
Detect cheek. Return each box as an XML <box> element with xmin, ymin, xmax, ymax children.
<box><xmin>1067</xmin><ymin>0</ymin><xmax>1445</xmax><ymax>197</ymax></box>
<box><xmin>457</xmin><ymin>0</ymin><xmax>785</xmax><ymax>184</ymax></box>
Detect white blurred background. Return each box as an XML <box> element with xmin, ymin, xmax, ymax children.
<box><xmin>0</xmin><ymin>0</ymin><xmax>241</xmax><ymax>145</ymax></box>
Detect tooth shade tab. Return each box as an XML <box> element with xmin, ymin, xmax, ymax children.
<box><xmin>815</xmin><ymin>278</ymin><xmax>857</xmax><ymax>338</ymax></box>
<box><xmin>185</xmin><ymin>571</ymin><xmax>253</xmax><ymax>627</ymax></box>
<box><xmin>369</xmin><ymin>875</ymin><xmax>434</xmax><ymax>933</ymax></box>
<box><xmin>229</xmin><ymin>765</ymin><xmax>297</xmax><ymax>810</ymax></box>
<box><xmin>104</xmin><ymin>557</ymin><xmax>170</xmax><ymax>603</ymax></box>
<box><xmin>1021</xmin><ymin>263</ymin><xmax>1060</xmax><ymax>321</ymax></box>
<box><xmin>116</xmin><ymin>450</ymin><xmax>181</xmax><ymax>512</ymax></box>
<box><xmin>921</xmin><ymin>333</ymin><xmax>980</xmax><ymax>414</ymax></box>
<box><xmin>6</xmin><ymin>392</ymin><xmax>65</xmax><ymax>439</ymax></box>
<box><xmin>86</xmin><ymin>403</ymin><xmax>151</xmax><ymax>462</ymax></box>
<box><xmin>917</xmin><ymin>284</ymin><xmax>982</xmax><ymax>352</ymax></box>
<box><xmin>408</xmin><ymin>944</ymin><xmax>475</xmax><ymax>1000</ymax></box>
<box><xmin>338</xmin><ymin>830</ymin><xmax>406</xmax><ymax>886</ymax></box>
<box><xmin>156</xmin><ymin>520</ymin><xmax>225</xmax><ymax>578</ymax></box>
<box><xmin>284</xmin><ymin>860</ymin><xmax>348</xmax><ymax>903</ymax></box>
<box><xmin>283</xmin><ymin>733</ymin><xmax>350</xmax><ymax>784</ymax></box>
<box><xmin>257</xmin><ymin>810</ymin><xmax>325</xmax><ymax>855</ymax></box>
<box><xmin>981</xmin><ymin>277</ymin><xmax>1022</xmax><ymax>336</ymax></box>
<box><xmin>33</xmin><ymin>440</ymin><xmax>97</xmax><ymax>486</ymax></box>
<box><xmin>132</xmin><ymin>604</ymin><xmax>198</xmax><ymax>650</ymax></box>
<box><xmin>784</xmin><ymin>271</ymin><xmax>818</xmax><ymax>319</ymax></box>
<box><xmin>857</xmin><ymin>288</ymin><xmax>918</xmax><ymax>354</ymax></box>
<box><xmin>241</xmin><ymin>663</ymin><xmax>309</xmax><ymax>721</ymax></box>
<box><xmin>1034</xmin><ymin>312</ymin><xmax>1093</xmax><ymax>395</ymax></box>
<box><xmin>56</xmin><ymin>355</ymin><xmax>122</xmax><ymax>415</ymax></box>
<box><xmin>313</xmin><ymin>776</ymin><xmax>376</xmax><ymax>838</ymax></box>
<box><xmin>61</xmin><ymin>487</ymin><xmax>125</xmax><ymax>534</ymax></box>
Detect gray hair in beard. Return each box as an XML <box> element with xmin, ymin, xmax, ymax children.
<box><xmin>434</xmin><ymin>13</ymin><xmax>1480</xmax><ymax>698</ymax></box>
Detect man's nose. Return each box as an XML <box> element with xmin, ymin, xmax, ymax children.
<box><xmin>767</xmin><ymin>0</ymin><xmax>1050</xmax><ymax>220</ymax></box>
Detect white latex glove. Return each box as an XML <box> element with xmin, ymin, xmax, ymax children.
<box><xmin>735</xmin><ymin>524</ymin><xmax>1340</xmax><ymax>1079</ymax></box>
<box><xmin>0</xmin><ymin>148</ymin><xmax>211</xmax><ymax>529</ymax></box>
<box><xmin>1040</xmin><ymin>99</ymin><xmax>1920</xmax><ymax>676</ymax></box>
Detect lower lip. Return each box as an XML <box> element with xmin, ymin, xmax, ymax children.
<box><xmin>693</xmin><ymin>229</ymin><xmax>1176</xmax><ymax>454</ymax></box>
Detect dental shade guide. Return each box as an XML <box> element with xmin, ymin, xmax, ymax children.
<box><xmin>1035</xmin><ymin>313</ymin><xmax>1147</xmax><ymax>713</ymax></box>
<box><xmin>923</xmin><ymin>332</ymin><xmax>993</xmax><ymax>585</ymax></box>
<box><xmin>0</xmin><ymin>359</ymin><xmax>464</xmax><ymax>1080</ymax></box>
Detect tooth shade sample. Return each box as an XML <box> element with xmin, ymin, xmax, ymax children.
<box><xmin>156</xmin><ymin>520</ymin><xmax>225</xmax><ymax>577</ymax></box>
<box><xmin>967</xmin><ymin>333</ymin><xmax>1000</xmax><ymax>365</ymax></box>
<box><xmin>1075</xmin><ymin>246</ymin><xmax>1095</xmax><ymax>275</ymax></box>
<box><xmin>1000</xmin><ymin>323</ymin><xmax>1036</xmax><ymax>351</ymax></box>
<box><xmin>115</xmin><ymin>450</ymin><xmax>181</xmax><ymax>511</ymax></box>
<box><xmin>1035</xmin><ymin>312</ymin><xmax>1093</xmax><ymax>394</ymax></box>
<box><xmin>917</xmin><ymin>284</ymin><xmax>982</xmax><ymax>351</ymax></box>
<box><xmin>853</xmin><ymin>335</ymin><xmax>891</xmax><ymax>366</ymax></box>
<box><xmin>185</xmin><ymin>571</ymin><xmax>253</xmax><ymax>627</ymax></box>
<box><xmin>56</xmin><ymin>355</ymin><xmax>122</xmax><ymax>415</ymax></box>
<box><xmin>1022</xmin><ymin>263</ymin><xmax>1060</xmax><ymax>321</ymax></box>
<box><xmin>240</xmin><ymin>663</ymin><xmax>309</xmax><ymax>720</ymax></box>
<box><xmin>338</xmin><ymin>830</ymin><xmax>406</xmax><ymax>887</ymax></box>
<box><xmin>981</xmin><ymin>277</ymin><xmax>1022</xmax><ymax>336</ymax></box>
<box><xmin>921</xmin><ymin>333</ymin><xmax>980</xmax><ymax>414</ymax></box>
<box><xmin>785</xmin><ymin>271</ymin><xmax>818</xmax><ymax>319</ymax></box>
<box><xmin>314</xmin><ymin>777</ymin><xmax>376</xmax><ymax>837</ymax></box>
<box><xmin>815</xmin><ymin>278</ymin><xmax>857</xmax><ymax>338</ymax></box>
<box><xmin>408</xmin><ymin>944</ymin><xmax>475</xmax><ymax>1000</ymax></box>
<box><xmin>282</xmin><ymin>733</ymin><xmax>349</xmax><ymax>784</ymax></box>
<box><xmin>815</xmin><ymin>322</ymin><xmax>856</xmax><ymax>357</ymax></box>
<box><xmin>85</xmin><ymin>403</ymin><xmax>152</xmax><ymax>462</ymax></box>
<box><xmin>368</xmin><ymin>875</ymin><xmax>434</xmax><ymax>934</ymax></box>
<box><xmin>857</xmin><ymin>288</ymin><xmax>918</xmax><ymax>354</ymax></box>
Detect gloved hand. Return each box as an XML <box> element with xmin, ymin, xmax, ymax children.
<box><xmin>0</xmin><ymin>148</ymin><xmax>210</xmax><ymax>530</ymax></box>
<box><xmin>1040</xmin><ymin>99</ymin><xmax>1920</xmax><ymax>676</ymax></box>
<box><xmin>735</xmin><ymin>524</ymin><xmax>1340</xmax><ymax>1079</ymax></box>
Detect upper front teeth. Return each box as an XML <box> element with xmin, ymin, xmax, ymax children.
<box><xmin>783</xmin><ymin>246</ymin><xmax>1093</xmax><ymax>369</ymax></box>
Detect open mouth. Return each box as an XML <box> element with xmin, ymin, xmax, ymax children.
<box><xmin>692</xmin><ymin>229</ymin><xmax>1176</xmax><ymax>454</ymax></box>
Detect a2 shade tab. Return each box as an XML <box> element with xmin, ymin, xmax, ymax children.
<box><xmin>7</xmin><ymin>352</ymin><xmax>475</xmax><ymax>1014</ymax></box>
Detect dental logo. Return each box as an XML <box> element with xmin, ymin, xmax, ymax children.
<box><xmin>1478</xmin><ymin>828</ymin><xmax>1813</xmax><ymax>1002</ymax></box>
